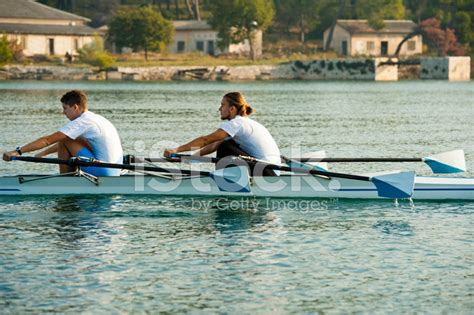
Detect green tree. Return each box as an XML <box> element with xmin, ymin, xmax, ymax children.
<box><xmin>78</xmin><ymin>35</ymin><xmax>116</xmax><ymax>68</ymax></box>
<box><xmin>108</xmin><ymin>6</ymin><xmax>174</xmax><ymax>60</ymax></box>
<box><xmin>208</xmin><ymin>0</ymin><xmax>274</xmax><ymax>60</ymax></box>
<box><xmin>354</xmin><ymin>0</ymin><xmax>406</xmax><ymax>29</ymax></box>
<box><xmin>403</xmin><ymin>0</ymin><xmax>473</xmax><ymax>51</ymax></box>
<box><xmin>273</xmin><ymin>0</ymin><xmax>321</xmax><ymax>43</ymax></box>
<box><xmin>0</xmin><ymin>35</ymin><xmax>13</xmax><ymax>66</ymax></box>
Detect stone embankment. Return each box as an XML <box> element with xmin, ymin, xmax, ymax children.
<box><xmin>0</xmin><ymin>57</ymin><xmax>470</xmax><ymax>81</ymax></box>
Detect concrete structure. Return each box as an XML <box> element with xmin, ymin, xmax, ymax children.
<box><xmin>421</xmin><ymin>57</ymin><xmax>471</xmax><ymax>81</ymax></box>
<box><xmin>324</xmin><ymin>20</ymin><xmax>422</xmax><ymax>57</ymax></box>
<box><xmin>170</xmin><ymin>20</ymin><xmax>262</xmax><ymax>57</ymax></box>
<box><xmin>0</xmin><ymin>0</ymin><xmax>97</xmax><ymax>57</ymax></box>
<box><xmin>1</xmin><ymin>58</ymin><xmax>399</xmax><ymax>81</ymax></box>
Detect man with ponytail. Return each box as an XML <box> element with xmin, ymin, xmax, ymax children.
<box><xmin>164</xmin><ymin>92</ymin><xmax>281</xmax><ymax>175</ymax></box>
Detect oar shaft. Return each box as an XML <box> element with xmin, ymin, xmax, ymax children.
<box><xmin>13</xmin><ymin>156</ymin><xmax>211</xmax><ymax>177</ymax></box>
<box><xmin>126</xmin><ymin>154</ymin><xmax>371</xmax><ymax>182</ymax></box>
<box><xmin>126</xmin><ymin>155</ymin><xmax>423</xmax><ymax>164</ymax></box>
<box><xmin>296</xmin><ymin>157</ymin><xmax>423</xmax><ymax>163</ymax></box>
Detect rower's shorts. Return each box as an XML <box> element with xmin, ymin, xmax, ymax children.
<box><xmin>76</xmin><ymin>148</ymin><xmax>121</xmax><ymax>176</ymax></box>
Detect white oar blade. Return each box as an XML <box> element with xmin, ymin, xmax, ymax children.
<box><xmin>371</xmin><ymin>171</ymin><xmax>415</xmax><ymax>198</ymax></box>
<box><xmin>301</xmin><ymin>150</ymin><xmax>328</xmax><ymax>171</ymax></box>
<box><xmin>424</xmin><ymin>149</ymin><xmax>466</xmax><ymax>173</ymax></box>
<box><xmin>210</xmin><ymin>166</ymin><xmax>251</xmax><ymax>193</ymax></box>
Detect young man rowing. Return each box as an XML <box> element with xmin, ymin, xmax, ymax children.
<box><xmin>164</xmin><ymin>92</ymin><xmax>281</xmax><ymax>175</ymax></box>
<box><xmin>3</xmin><ymin>90</ymin><xmax>123</xmax><ymax>176</ymax></box>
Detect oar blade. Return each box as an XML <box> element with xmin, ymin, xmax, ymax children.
<box><xmin>371</xmin><ymin>171</ymin><xmax>415</xmax><ymax>198</ymax></box>
<box><xmin>210</xmin><ymin>166</ymin><xmax>251</xmax><ymax>193</ymax></box>
<box><xmin>424</xmin><ymin>149</ymin><xmax>466</xmax><ymax>173</ymax></box>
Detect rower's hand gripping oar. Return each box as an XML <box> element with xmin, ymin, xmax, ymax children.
<box><xmin>11</xmin><ymin>156</ymin><xmax>251</xmax><ymax>193</ymax></box>
<box><xmin>170</xmin><ymin>154</ymin><xmax>416</xmax><ymax>199</ymax></box>
<box><xmin>296</xmin><ymin>149</ymin><xmax>466</xmax><ymax>174</ymax></box>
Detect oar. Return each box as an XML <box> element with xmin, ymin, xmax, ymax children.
<box><xmin>294</xmin><ymin>150</ymin><xmax>466</xmax><ymax>174</ymax></box>
<box><xmin>165</xmin><ymin>154</ymin><xmax>415</xmax><ymax>199</ymax></box>
<box><xmin>11</xmin><ymin>156</ymin><xmax>251</xmax><ymax>193</ymax></box>
<box><xmin>124</xmin><ymin>154</ymin><xmax>330</xmax><ymax>171</ymax></box>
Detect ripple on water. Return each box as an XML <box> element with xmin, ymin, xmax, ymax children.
<box><xmin>1</xmin><ymin>81</ymin><xmax>473</xmax><ymax>313</ymax></box>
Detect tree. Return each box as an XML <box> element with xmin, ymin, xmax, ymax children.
<box><xmin>108</xmin><ymin>6</ymin><xmax>174</xmax><ymax>60</ymax></box>
<box><xmin>354</xmin><ymin>0</ymin><xmax>406</xmax><ymax>29</ymax></box>
<box><xmin>395</xmin><ymin>18</ymin><xmax>465</xmax><ymax>56</ymax></box>
<box><xmin>78</xmin><ymin>35</ymin><xmax>116</xmax><ymax>68</ymax></box>
<box><xmin>208</xmin><ymin>0</ymin><xmax>274</xmax><ymax>60</ymax></box>
<box><xmin>274</xmin><ymin>0</ymin><xmax>321</xmax><ymax>43</ymax></box>
<box><xmin>0</xmin><ymin>35</ymin><xmax>13</xmax><ymax>66</ymax></box>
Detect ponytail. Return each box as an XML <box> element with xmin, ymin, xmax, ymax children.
<box><xmin>224</xmin><ymin>92</ymin><xmax>254</xmax><ymax>117</ymax></box>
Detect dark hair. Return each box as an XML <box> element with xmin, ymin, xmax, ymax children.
<box><xmin>224</xmin><ymin>92</ymin><xmax>254</xmax><ymax>116</ymax></box>
<box><xmin>60</xmin><ymin>90</ymin><xmax>88</xmax><ymax>111</ymax></box>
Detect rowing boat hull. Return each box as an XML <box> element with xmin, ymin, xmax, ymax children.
<box><xmin>0</xmin><ymin>174</ymin><xmax>472</xmax><ymax>200</ymax></box>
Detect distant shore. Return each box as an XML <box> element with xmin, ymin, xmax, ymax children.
<box><xmin>0</xmin><ymin>57</ymin><xmax>471</xmax><ymax>81</ymax></box>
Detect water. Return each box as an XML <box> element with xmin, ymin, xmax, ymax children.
<box><xmin>0</xmin><ymin>80</ymin><xmax>473</xmax><ymax>313</ymax></box>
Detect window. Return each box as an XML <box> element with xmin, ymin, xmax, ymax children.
<box><xmin>74</xmin><ymin>39</ymin><xmax>79</xmax><ymax>51</ymax></box>
<box><xmin>48</xmin><ymin>38</ymin><xmax>55</xmax><ymax>55</ymax></box>
<box><xmin>177</xmin><ymin>41</ymin><xmax>185</xmax><ymax>52</ymax></box>
<box><xmin>196</xmin><ymin>41</ymin><xmax>204</xmax><ymax>52</ymax></box>
<box><xmin>207</xmin><ymin>40</ymin><xmax>215</xmax><ymax>55</ymax></box>
<box><xmin>381</xmin><ymin>41</ymin><xmax>388</xmax><ymax>55</ymax></box>
<box><xmin>366</xmin><ymin>41</ymin><xmax>375</xmax><ymax>51</ymax></box>
<box><xmin>341</xmin><ymin>40</ymin><xmax>348</xmax><ymax>55</ymax></box>
<box><xmin>407</xmin><ymin>40</ymin><xmax>416</xmax><ymax>51</ymax></box>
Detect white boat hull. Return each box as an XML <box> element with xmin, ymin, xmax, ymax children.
<box><xmin>0</xmin><ymin>174</ymin><xmax>473</xmax><ymax>200</ymax></box>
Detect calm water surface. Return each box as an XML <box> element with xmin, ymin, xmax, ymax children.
<box><xmin>0</xmin><ymin>80</ymin><xmax>473</xmax><ymax>313</ymax></box>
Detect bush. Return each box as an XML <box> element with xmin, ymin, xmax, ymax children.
<box><xmin>0</xmin><ymin>35</ymin><xmax>13</xmax><ymax>66</ymax></box>
<box><xmin>78</xmin><ymin>35</ymin><xmax>116</xmax><ymax>68</ymax></box>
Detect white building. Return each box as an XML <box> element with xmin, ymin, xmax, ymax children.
<box><xmin>324</xmin><ymin>20</ymin><xmax>422</xmax><ymax>57</ymax></box>
<box><xmin>0</xmin><ymin>0</ymin><xmax>98</xmax><ymax>56</ymax></box>
<box><xmin>170</xmin><ymin>20</ymin><xmax>262</xmax><ymax>57</ymax></box>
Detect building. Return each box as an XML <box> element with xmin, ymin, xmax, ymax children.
<box><xmin>324</xmin><ymin>20</ymin><xmax>422</xmax><ymax>57</ymax></box>
<box><xmin>0</xmin><ymin>0</ymin><xmax>98</xmax><ymax>57</ymax></box>
<box><xmin>170</xmin><ymin>20</ymin><xmax>262</xmax><ymax>57</ymax></box>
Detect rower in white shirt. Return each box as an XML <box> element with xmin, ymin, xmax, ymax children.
<box><xmin>164</xmin><ymin>92</ymin><xmax>281</xmax><ymax>176</ymax></box>
<box><xmin>3</xmin><ymin>90</ymin><xmax>123</xmax><ymax>176</ymax></box>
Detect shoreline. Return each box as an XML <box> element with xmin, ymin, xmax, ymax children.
<box><xmin>0</xmin><ymin>57</ymin><xmax>470</xmax><ymax>81</ymax></box>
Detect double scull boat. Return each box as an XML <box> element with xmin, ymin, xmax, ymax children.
<box><xmin>0</xmin><ymin>152</ymin><xmax>472</xmax><ymax>200</ymax></box>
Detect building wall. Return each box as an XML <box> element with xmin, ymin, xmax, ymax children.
<box><xmin>350</xmin><ymin>34</ymin><xmax>422</xmax><ymax>56</ymax></box>
<box><xmin>6</xmin><ymin>33</ymin><xmax>95</xmax><ymax>56</ymax></box>
<box><xmin>325</xmin><ymin>25</ymin><xmax>422</xmax><ymax>57</ymax></box>
<box><xmin>169</xmin><ymin>29</ymin><xmax>218</xmax><ymax>54</ymax></box>
<box><xmin>169</xmin><ymin>28</ymin><xmax>262</xmax><ymax>57</ymax></box>
<box><xmin>324</xmin><ymin>25</ymin><xmax>351</xmax><ymax>55</ymax></box>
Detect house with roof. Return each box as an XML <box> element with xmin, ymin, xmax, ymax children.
<box><xmin>0</xmin><ymin>0</ymin><xmax>97</xmax><ymax>57</ymax></box>
<box><xmin>170</xmin><ymin>20</ymin><xmax>262</xmax><ymax>57</ymax></box>
<box><xmin>323</xmin><ymin>20</ymin><xmax>422</xmax><ymax>57</ymax></box>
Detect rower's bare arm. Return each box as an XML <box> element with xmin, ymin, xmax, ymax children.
<box><xmin>20</xmin><ymin>132</ymin><xmax>66</xmax><ymax>154</ymax></box>
<box><xmin>195</xmin><ymin>139</ymin><xmax>224</xmax><ymax>156</ymax></box>
<box><xmin>164</xmin><ymin>129</ymin><xmax>228</xmax><ymax>157</ymax></box>
<box><xmin>3</xmin><ymin>132</ymin><xmax>67</xmax><ymax>161</ymax></box>
<box><xmin>35</xmin><ymin>143</ymin><xmax>59</xmax><ymax>158</ymax></box>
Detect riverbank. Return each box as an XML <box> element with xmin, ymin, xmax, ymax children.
<box><xmin>0</xmin><ymin>57</ymin><xmax>470</xmax><ymax>81</ymax></box>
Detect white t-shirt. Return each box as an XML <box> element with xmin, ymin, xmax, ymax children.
<box><xmin>59</xmin><ymin>111</ymin><xmax>123</xmax><ymax>163</ymax></box>
<box><xmin>218</xmin><ymin>115</ymin><xmax>281</xmax><ymax>165</ymax></box>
